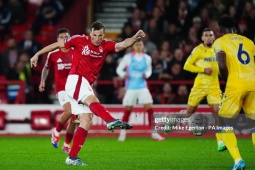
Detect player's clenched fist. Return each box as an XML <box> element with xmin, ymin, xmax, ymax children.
<box><xmin>133</xmin><ymin>30</ymin><xmax>145</xmax><ymax>40</ymax></box>
<box><xmin>204</xmin><ymin>68</ymin><xmax>213</xmax><ymax>75</ymax></box>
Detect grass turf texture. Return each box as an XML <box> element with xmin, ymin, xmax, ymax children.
<box><xmin>0</xmin><ymin>136</ymin><xmax>254</xmax><ymax>170</ymax></box>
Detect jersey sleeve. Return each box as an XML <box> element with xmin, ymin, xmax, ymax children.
<box><xmin>145</xmin><ymin>54</ymin><xmax>152</xmax><ymax>78</ymax></box>
<box><xmin>64</xmin><ymin>35</ymin><xmax>80</xmax><ymax>49</ymax></box>
<box><xmin>183</xmin><ymin>48</ymin><xmax>204</xmax><ymax>73</ymax></box>
<box><xmin>105</xmin><ymin>40</ymin><xmax>117</xmax><ymax>53</ymax></box>
<box><xmin>116</xmin><ymin>54</ymin><xmax>130</xmax><ymax>78</ymax></box>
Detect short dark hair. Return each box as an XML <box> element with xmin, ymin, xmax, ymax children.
<box><xmin>218</xmin><ymin>16</ymin><xmax>235</xmax><ymax>29</ymax></box>
<box><xmin>56</xmin><ymin>28</ymin><xmax>70</xmax><ymax>37</ymax></box>
<box><xmin>90</xmin><ymin>21</ymin><xmax>105</xmax><ymax>31</ymax></box>
<box><xmin>202</xmin><ymin>28</ymin><xmax>212</xmax><ymax>33</ymax></box>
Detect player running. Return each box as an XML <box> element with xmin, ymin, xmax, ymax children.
<box><xmin>165</xmin><ymin>28</ymin><xmax>226</xmax><ymax>151</ymax></box>
<box><xmin>39</xmin><ymin>28</ymin><xmax>78</xmax><ymax>153</ymax></box>
<box><xmin>214</xmin><ymin>16</ymin><xmax>255</xmax><ymax>170</ymax></box>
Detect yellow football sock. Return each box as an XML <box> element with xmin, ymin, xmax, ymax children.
<box><xmin>222</xmin><ymin>131</ymin><xmax>242</xmax><ymax>161</ymax></box>
<box><xmin>215</xmin><ymin>133</ymin><xmax>223</xmax><ymax>144</ymax></box>
<box><xmin>252</xmin><ymin>133</ymin><xmax>255</xmax><ymax>148</ymax></box>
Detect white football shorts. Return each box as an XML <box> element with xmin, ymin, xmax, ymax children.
<box><xmin>65</xmin><ymin>74</ymin><xmax>93</xmax><ymax>114</ymax></box>
<box><xmin>123</xmin><ymin>88</ymin><xmax>153</xmax><ymax>106</ymax></box>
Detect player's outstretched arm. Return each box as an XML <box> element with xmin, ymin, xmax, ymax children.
<box><xmin>217</xmin><ymin>51</ymin><xmax>228</xmax><ymax>81</ymax></box>
<box><xmin>30</xmin><ymin>41</ymin><xmax>65</xmax><ymax>67</ymax></box>
<box><xmin>39</xmin><ymin>66</ymin><xmax>49</xmax><ymax>92</ymax></box>
<box><xmin>115</xmin><ymin>30</ymin><xmax>145</xmax><ymax>52</ymax></box>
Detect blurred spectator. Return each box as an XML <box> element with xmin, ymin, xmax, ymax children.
<box><xmin>142</xmin><ymin>32</ymin><xmax>157</xmax><ymax>55</ymax></box>
<box><xmin>199</xmin><ymin>8</ymin><xmax>211</xmax><ymax>28</ymax></box>
<box><xmin>228</xmin><ymin>5</ymin><xmax>238</xmax><ymax>21</ymax></box>
<box><xmin>242</xmin><ymin>1</ymin><xmax>254</xmax><ymax>20</ymax></box>
<box><xmin>187</xmin><ymin>27</ymin><xmax>200</xmax><ymax>46</ymax></box>
<box><xmin>170</xmin><ymin>62</ymin><xmax>185</xmax><ymax>80</ymax></box>
<box><xmin>246</xmin><ymin>7</ymin><xmax>255</xmax><ymax>40</ymax></box>
<box><xmin>5</xmin><ymin>52</ymin><xmax>32</xmax><ymax>103</ymax></box>
<box><xmin>149</xmin><ymin>49</ymin><xmax>167</xmax><ymax>80</ymax></box>
<box><xmin>0</xmin><ymin>0</ymin><xmax>11</xmax><ymax>42</ymax></box>
<box><xmin>159</xmin><ymin>40</ymin><xmax>173</xmax><ymax>62</ymax></box>
<box><xmin>126</xmin><ymin>7</ymin><xmax>143</xmax><ymax>32</ymax></box>
<box><xmin>238</xmin><ymin>19</ymin><xmax>253</xmax><ymax>40</ymax></box>
<box><xmin>173</xmin><ymin>85</ymin><xmax>188</xmax><ymax>104</ymax></box>
<box><xmin>31</xmin><ymin>0</ymin><xmax>64</xmax><ymax>35</ymax></box>
<box><xmin>182</xmin><ymin>40</ymin><xmax>194</xmax><ymax>58</ymax></box>
<box><xmin>177</xmin><ymin>0</ymin><xmax>188</xmax><ymax>26</ymax></box>
<box><xmin>192</xmin><ymin>16</ymin><xmax>203</xmax><ymax>40</ymax></box>
<box><xmin>117</xmin><ymin>23</ymin><xmax>135</xmax><ymax>42</ymax></box>
<box><xmin>0</xmin><ymin>38</ymin><xmax>19</xmax><ymax>75</ymax></box>
<box><xmin>17</xmin><ymin>30</ymin><xmax>42</xmax><ymax>58</ymax></box>
<box><xmin>205</xmin><ymin>0</ymin><xmax>220</xmax><ymax>20</ymax></box>
<box><xmin>144</xmin><ymin>18</ymin><xmax>162</xmax><ymax>46</ymax></box>
<box><xmin>164</xmin><ymin>22</ymin><xmax>182</xmax><ymax>51</ymax></box>
<box><xmin>154</xmin><ymin>82</ymin><xmax>175</xmax><ymax>104</ymax></box>
<box><xmin>172</xmin><ymin>48</ymin><xmax>185</xmax><ymax>66</ymax></box>
<box><xmin>7</xmin><ymin>0</ymin><xmax>27</xmax><ymax>25</ymax></box>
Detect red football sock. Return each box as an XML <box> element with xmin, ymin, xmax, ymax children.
<box><xmin>69</xmin><ymin>127</ymin><xmax>88</xmax><ymax>158</ymax></box>
<box><xmin>89</xmin><ymin>102</ymin><xmax>115</xmax><ymax>122</ymax></box>
<box><xmin>122</xmin><ymin>110</ymin><xmax>132</xmax><ymax>122</ymax></box>
<box><xmin>56</xmin><ymin>122</ymin><xmax>65</xmax><ymax>132</ymax></box>
<box><xmin>147</xmin><ymin>108</ymin><xmax>154</xmax><ymax>127</ymax></box>
<box><xmin>65</xmin><ymin>132</ymin><xmax>74</xmax><ymax>145</ymax></box>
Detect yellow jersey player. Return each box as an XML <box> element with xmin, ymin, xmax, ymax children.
<box><xmin>183</xmin><ymin>28</ymin><xmax>225</xmax><ymax>151</ymax></box>
<box><xmin>214</xmin><ymin>16</ymin><xmax>255</xmax><ymax>170</ymax></box>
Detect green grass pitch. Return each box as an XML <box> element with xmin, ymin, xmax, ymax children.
<box><xmin>0</xmin><ymin>136</ymin><xmax>254</xmax><ymax>170</ymax></box>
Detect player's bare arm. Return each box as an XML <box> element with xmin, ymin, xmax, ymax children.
<box><xmin>217</xmin><ymin>51</ymin><xmax>228</xmax><ymax>81</ymax></box>
<box><xmin>115</xmin><ymin>30</ymin><xmax>145</xmax><ymax>52</ymax></box>
<box><xmin>30</xmin><ymin>41</ymin><xmax>65</xmax><ymax>67</ymax></box>
<box><xmin>39</xmin><ymin>66</ymin><xmax>50</xmax><ymax>92</ymax></box>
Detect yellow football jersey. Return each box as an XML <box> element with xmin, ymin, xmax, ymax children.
<box><xmin>213</xmin><ymin>34</ymin><xmax>255</xmax><ymax>91</ymax></box>
<box><xmin>184</xmin><ymin>43</ymin><xmax>220</xmax><ymax>89</ymax></box>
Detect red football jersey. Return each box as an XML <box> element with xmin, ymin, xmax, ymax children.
<box><xmin>45</xmin><ymin>49</ymin><xmax>73</xmax><ymax>93</ymax></box>
<box><xmin>64</xmin><ymin>35</ymin><xmax>116</xmax><ymax>84</ymax></box>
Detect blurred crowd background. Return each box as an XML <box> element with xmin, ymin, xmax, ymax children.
<box><xmin>0</xmin><ymin>0</ymin><xmax>255</xmax><ymax>105</ymax></box>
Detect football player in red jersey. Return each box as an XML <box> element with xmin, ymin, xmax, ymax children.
<box><xmin>31</xmin><ymin>21</ymin><xmax>145</xmax><ymax>166</ymax></box>
<box><xmin>39</xmin><ymin>28</ymin><xmax>77</xmax><ymax>153</ymax></box>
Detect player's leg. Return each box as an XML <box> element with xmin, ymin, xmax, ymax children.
<box><xmin>164</xmin><ymin>88</ymin><xmax>203</xmax><ymax>134</ymax></box>
<box><xmin>118</xmin><ymin>105</ymin><xmax>133</xmax><ymax>141</ymax></box>
<box><xmin>182</xmin><ymin>87</ymin><xmax>206</xmax><ymax>117</ymax></box>
<box><xmin>52</xmin><ymin>91</ymin><xmax>72</xmax><ymax>148</ymax></box>
<box><xmin>65</xmin><ymin>102</ymin><xmax>92</xmax><ymax>166</ymax></box>
<box><xmin>139</xmin><ymin>88</ymin><xmax>165</xmax><ymax>141</ymax></box>
<box><xmin>118</xmin><ymin>90</ymin><xmax>135</xmax><ymax>141</ymax></box>
<box><xmin>207</xmin><ymin>89</ymin><xmax>226</xmax><ymax>151</ymax></box>
<box><xmin>62</xmin><ymin>118</ymin><xmax>76</xmax><ymax>153</ymax></box>
<box><xmin>65</xmin><ymin>75</ymin><xmax>132</xmax><ymax>131</ymax></box>
<box><xmin>209</xmin><ymin>104</ymin><xmax>226</xmax><ymax>151</ymax></box>
<box><xmin>219</xmin><ymin>90</ymin><xmax>245</xmax><ymax>169</ymax></box>
<box><xmin>66</xmin><ymin>113</ymin><xmax>92</xmax><ymax>166</ymax></box>
<box><xmin>243</xmin><ymin>91</ymin><xmax>255</xmax><ymax>149</ymax></box>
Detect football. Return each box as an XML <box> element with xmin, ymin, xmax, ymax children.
<box><xmin>188</xmin><ymin>114</ymin><xmax>208</xmax><ymax>136</ymax></box>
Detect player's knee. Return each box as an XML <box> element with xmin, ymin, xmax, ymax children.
<box><xmin>80</xmin><ymin>114</ymin><xmax>93</xmax><ymax>130</ymax></box>
<box><xmin>82</xmin><ymin>95</ymin><xmax>99</xmax><ymax>106</ymax></box>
